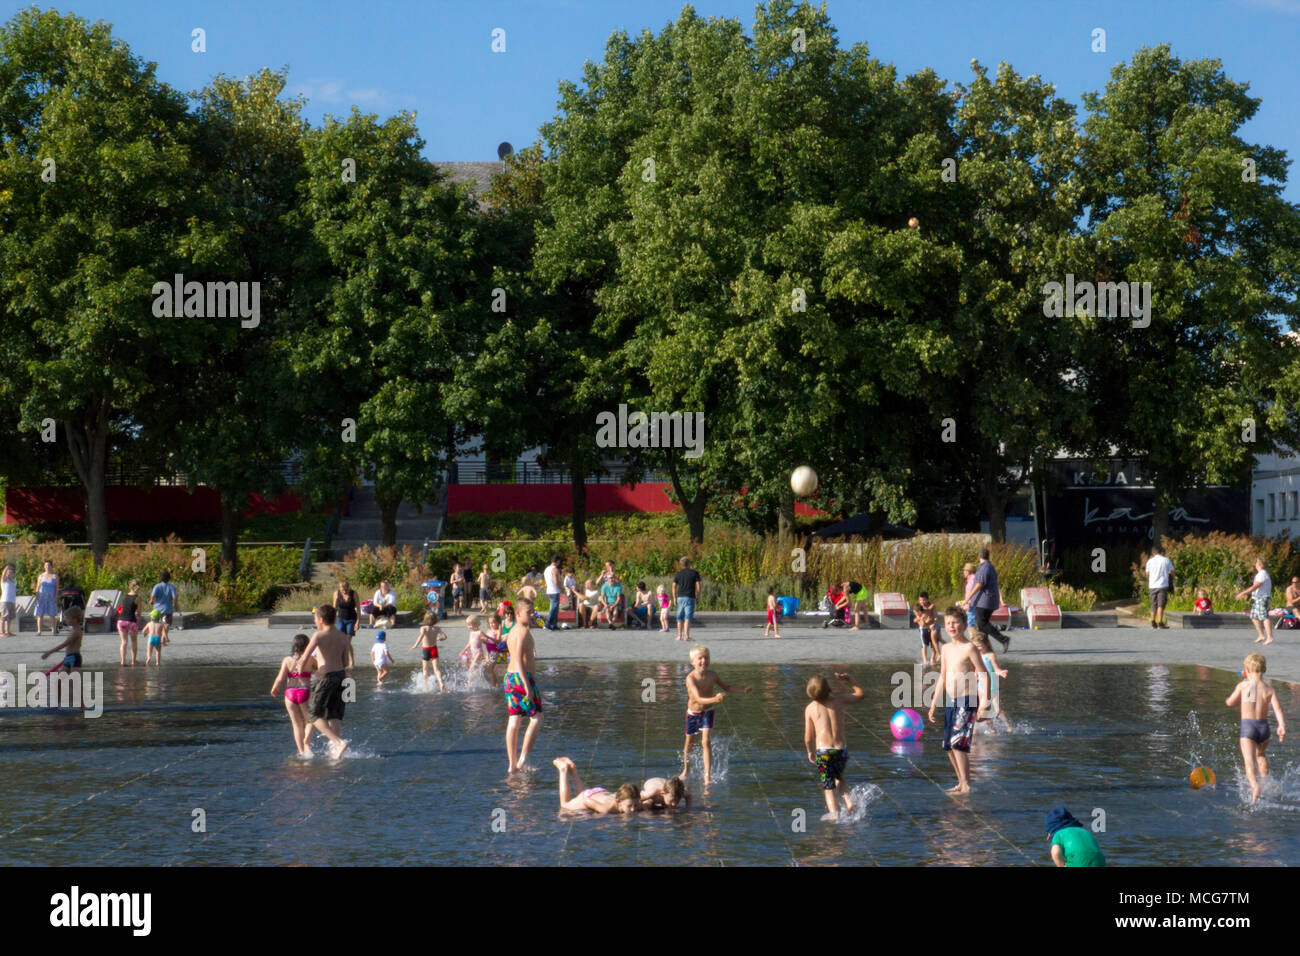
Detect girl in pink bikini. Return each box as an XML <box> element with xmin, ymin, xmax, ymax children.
<box><xmin>271</xmin><ymin>633</ymin><xmax>318</xmax><ymax>756</ymax></box>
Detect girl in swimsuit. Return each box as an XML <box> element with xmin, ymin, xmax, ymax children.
<box><xmin>552</xmin><ymin>757</ymin><xmax>642</xmax><ymax>814</ymax></box>
<box><xmin>483</xmin><ymin>613</ymin><xmax>508</xmax><ymax>685</ymax></box>
<box><xmin>459</xmin><ymin>613</ymin><xmax>487</xmax><ymax>670</ymax></box>
<box><xmin>271</xmin><ymin>633</ymin><xmax>318</xmax><ymax>756</ymax></box>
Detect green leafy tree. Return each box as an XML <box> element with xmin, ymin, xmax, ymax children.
<box><xmin>293</xmin><ymin>110</ymin><xmax>480</xmax><ymax>545</ymax></box>
<box><xmin>935</xmin><ymin>61</ymin><xmax>1089</xmax><ymax>541</ymax></box>
<box><xmin>0</xmin><ymin>8</ymin><xmax>201</xmax><ymax>563</ymax></box>
<box><xmin>160</xmin><ymin>69</ymin><xmax>312</xmax><ymax>573</ymax></box>
<box><xmin>1077</xmin><ymin>46</ymin><xmax>1300</xmax><ymax>543</ymax></box>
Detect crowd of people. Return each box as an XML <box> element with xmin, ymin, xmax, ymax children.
<box><xmin>436</xmin><ymin>554</ymin><xmax>705</xmax><ymax>641</ymax></box>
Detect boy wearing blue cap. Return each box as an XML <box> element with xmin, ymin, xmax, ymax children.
<box><xmin>1046</xmin><ymin>807</ymin><xmax>1105</xmax><ymax>866</ymax></box>
<box><xmin>371</xmin><ymin>631</ymin><xmax>394</xmax><ymax>684</ymax></box>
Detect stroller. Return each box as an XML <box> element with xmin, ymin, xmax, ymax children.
<box><xmin>59</xmin><ymin>587</ymin><xmax>86</xmax><ymax>626</ymax></box>
<box><xmin>422</xmin><ymin>580</ymin><xmax>444</xmax><ymax>621</ymax></box>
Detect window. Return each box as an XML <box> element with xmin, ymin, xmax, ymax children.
<box><xmin>1282</xmin><ymin>495</ymin><xmax>1288</xmax><ymax>520</ymax></box>
<box><xmin>1291</xmin><ymin>491</ymin><xmax>1297</xmax><ymax>519</ymax></box>
<box><xmin>1269</xmin><ymin>493</ymin><xmax>1276</xmax><ymax>521</ymax></box>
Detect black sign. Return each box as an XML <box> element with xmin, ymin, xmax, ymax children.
<box><xmin>1044</xmin><ymin>487</ymin><xmax>1248</xmax><ymax>547</ymax></box>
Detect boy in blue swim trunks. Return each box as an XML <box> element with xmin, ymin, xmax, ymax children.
<box><xmin>804</xmin><ymin>671</ymin><xmax>865</xmax><ymax>820</ymax></box>
<box><xmin>927</xmin><ymin>607</ymin><xmax>988</xmax><ymax>794</ymax></box>
<box><xmin>1226</xmin><ymin>652</ymin><xmax>1287</xmax><ymax>804</ymax></box>
<box><xmin>682</xmin><ymin>645</ymin><xmax>751</xmax><ymax>787</ymax></box>
<box><xmin>41</xmin><ymin>606</ymin><xmax>84</xmax><ymax>672</ymax></box>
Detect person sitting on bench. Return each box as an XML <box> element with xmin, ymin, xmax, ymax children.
<box><xmin>370</xmin><ymin>581</ymin><xmax>397</xmax><ymax>628</ymax></box>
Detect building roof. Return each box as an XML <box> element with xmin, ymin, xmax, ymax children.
<box><xmin>433</xmin><ymin>161</ymin><xmax>503</xmax><ymax>198</ymax></box>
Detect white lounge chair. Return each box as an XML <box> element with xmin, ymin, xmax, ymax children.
<box><xmin>84</xmin><ymin>589</ymin><xmax>121</xmax><ymax>632</ymax></box>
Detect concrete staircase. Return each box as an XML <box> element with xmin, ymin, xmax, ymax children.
<box><xmin>329</xmin><ymin>485</ymin><xmax>444</xmax><ymax>557</ymax></box>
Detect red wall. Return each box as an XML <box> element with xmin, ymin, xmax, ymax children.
<box><xmin>446</xmin><ymin>482</ymin><xmax>823</xmax><ymax>517</ymax></box>
<box><xmin>4</xmin><ymin>486</ymin><xmax>303</xmax><ymax>525</ymax></box>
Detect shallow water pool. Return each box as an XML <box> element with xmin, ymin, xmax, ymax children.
<box><xmin>0</xmin><ymin>661</ymin><xmax>1295</xmax><ymax>866</ymax></box>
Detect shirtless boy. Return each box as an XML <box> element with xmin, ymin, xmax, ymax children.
<box><xmin>682</xmin><ymin>645</ymin><xmax>752</xmax><ymax>786</ymax></box>
<box><xmin>299</xmin><ymin>604</ymin><xmax>353</xmax><ymax>758</ymax></box>
<box><xmin>1226</xmin><ymin>652</ymin><xmax>1287</xmax><ymax>803</ymax></box>
<box><xmin>505</xmin><ymin>597</ymin><xmax>543</xmax><ymax>773</ymax></box>
<box><xmin>804</xmin><ymin>671</ymin><xmax>866</xmax><ymax>820</ymax></box>
<box><xmin>927</xmin><ymin>607</ymin><xmax>988</xmax><ymax>793</ymax></box>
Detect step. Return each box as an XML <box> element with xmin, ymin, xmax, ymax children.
<box><xmin>1174</xmin><ymin>612</ymin><xmax>1256</xmax><ymax>629</ymax></box>
<box><xmin>268</xmin><ymin>610</ymin><xmax>417</xmax><ymax>628</ymax></box>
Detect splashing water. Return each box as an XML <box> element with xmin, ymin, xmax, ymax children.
<box><xmin>400</xmin><ymin>665</ymin><xmax>494</xmax><ymax>696</ymax></box>
<box><xmin>682</xmin><ymin>732</ymin><xmax>734</xmax><ymax>783</ymax></box>
<box><xmin>832</xmin><ymin>783</ymin><xmax>883</xmax><ymax>824</ymax></box>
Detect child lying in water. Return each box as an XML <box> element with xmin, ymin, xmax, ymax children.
<box><xmin>553</xmin><ymin>757</ymin><xmax>641</xmax><ymax>814</ymax></box>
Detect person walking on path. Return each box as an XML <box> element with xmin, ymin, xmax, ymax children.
<box><xmin>1144</xmin><ymin>544</ymin><xmax>1175</xmax><ymax>629</ymax></box>
<box><xmin>673</xmin><ymin>557</ymin><xmax>702</xmax><ymax>642</ymax></box>
<box><xmin>1237</xmin><ymin>557</ymin><xmax>1275</xmax><ymax>646</ymax></box>
<box><xmin>966</xmin><ymin>549</ymin><xmax>1007</xmax><ymax>652</ymax></box>
<box><xmin>149</xmin><ymin>570</ymin><xmax>179</xmax><ymax>635</ymax></box>
<box><xmin>543</xmin><ymin>555</ymin><xmax>563</xmax><ymax>631</ymax></box>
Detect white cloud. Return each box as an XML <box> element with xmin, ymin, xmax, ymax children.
<box><xmin>292</xmin><ymin>78</ymin><xmax>387</xmax><ymax>107</ymax></box>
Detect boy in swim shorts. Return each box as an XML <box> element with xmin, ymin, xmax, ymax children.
<box><xmin>299</xmin><ymin>605</ymin><xmax>352</xmax><ymax>759</ymax></box>
<box><xmin>370</xmin><ymin>631</ymin><xmax>394</xmax><ymax>684</ymax></box>
<box><xmin>409</xmin><ymin>612</ymin><xmax>448</xmax><ymax>691</ymax></box>
<box><xmin>504</xmin><ymin>598</ymin><xmax>542</xmax><ymax>773</ymax></box>
<box><xmin>1226</xmin><ymin>652</ymin><xmax>1287</xmax><ymax>803</ymax></box>
<box><xmin>41</xmin><ymin>606</ymin><xmax>84</xmax><ymax>672</ymax></box>
<box><xmin>804</xmin><ymin>671</ymin><xmax>866</xmax><ymax>820</ymax></box>
<box><xmin>142</xmin><ymin>609</ymin><xmax>166</xmax><ymax>666</ymax></box>
<box><xmin>914</xmin><ymin>592</ymin><xmax>941</xmax><ymax>667</ymax></box>
<box><xmin>682</xmin><ymin>645</ymin><xmax>752</xmax><ymax>787</ymax></box>
<box><xmin>927</xmin><ymin>607</ymin><xmax>988</xmax><ymax>793</ymax></box>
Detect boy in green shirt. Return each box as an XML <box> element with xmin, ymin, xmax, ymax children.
<box><xmin>1045</xmin><ymin>807</ymin><xmax>1106</xmax><ymax>867</ymax></box>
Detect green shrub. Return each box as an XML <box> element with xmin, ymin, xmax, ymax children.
<box><xmin>1133</xmin><ymin>532</ymin><xmax>1300</xmax><ymax>613</ymax></box>
<box><xmin>1051</xmin><ymin>582</ymin><xmax>1098</xmax><ymax>612</ymax></box>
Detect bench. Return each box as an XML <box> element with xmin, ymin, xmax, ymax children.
<box><xmin>873</xmin><ymin>592</ymin><xmax>911</xmax><ymax>629</ymax></box>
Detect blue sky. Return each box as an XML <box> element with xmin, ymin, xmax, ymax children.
<box><xmin>4</xmin><ymin>0</ymin><xmax>1298</xmax><ymax>198</ymax></box>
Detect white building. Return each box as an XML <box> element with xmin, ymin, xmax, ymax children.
<box><xmin>1251</xmin><ymin>451</ymin><xmax>1300</xmax><ymax>537</ymax></box>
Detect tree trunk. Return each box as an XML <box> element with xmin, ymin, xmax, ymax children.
<box><xmin>378</xmin><ymin>495</ymin><xmax>400</xmax><ymax>548</ymax></box>
<box><xmin>666</xmin><ymin>454</ymin><xmax>708</xmax><ymax>544</ymax></box>
<box><xmin>777</xmin><ymin>493</ymin><xmax>795</xmax><ymax>544</ymax></box>
<box><xmin>1152</xmin><ymin>497</ymin><xmax>1170</xmax><ymax>547</ymax></box>
<box><xmin>219</xmin><ymin>490</ymin><xmax>240</xmax><ymax>577</ymax></box>
<box><xmin>570</xmin><ymin>466</ymin><xmax>588</xmax><ymax>555</ymax></box>
<box><xmin>980</xmin><ymin>456</ymin><xmax>1007</xmax><ymax>544</ymax></box>
<box><xmin>64</xmin><ymin>414</ymin><xmax>109</xmax><ymax>566</ymax></box>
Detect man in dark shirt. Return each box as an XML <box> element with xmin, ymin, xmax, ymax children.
<box><xmin>672</xmin><ymin>557</ymin><xmax>702</xmax><ymax>642</ymax></box>
<box><xmin>968</xmin><ymin>548</ymin><xmax>1007</xmax><ymax>651</ymax></box>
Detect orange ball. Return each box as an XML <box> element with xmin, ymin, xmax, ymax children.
<box><xmin>1189</xmin><ymin>766</ymin><xmax>1217</xmax><ymax>789</ymax></box>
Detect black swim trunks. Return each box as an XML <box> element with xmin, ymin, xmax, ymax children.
<box><xmin>308</xmin><ymin>669</ymin><xmax>347</xmax><ymax>721</ymax></box>
<box><xmin>1241</xmin><ymin>718</ymin><xmax>1270</xmax><ymax>744</ymax></box>
<box><xmin>815</xmin><ymin>748</ymin><xmax>849</xmax><ymax>789</ymax></box>
<box><xmin>943</xmin><ymin>696</ymin><xmax>977</xmax><ymax>752</ymax></box>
